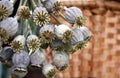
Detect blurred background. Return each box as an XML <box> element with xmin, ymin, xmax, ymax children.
<box><xmin>0</xmin><ymin>0</ymin><xmax>120</xmax><ymax>78</ymax></box>
<box><xmin>55</xmin><ymin>0</ymin><xmax>120</xmax><ymax>78</ymax></box>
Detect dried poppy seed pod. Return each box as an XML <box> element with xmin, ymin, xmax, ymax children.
<box><xmin>53</xmin><ymin>52</ymin><xmax>69</xmax><ymax>71</ymax></box>
<box><xmin>0</xmin><ymin>0</ymin><xmax>13</xmax><ymax>20</ymax></box>
<box><xmin>71</xmin><ymin>28</ymin><xmax>84</xmax><ymax>45</ymax></box>
<box><xmin>43</xmin><ymin>0</ymin><xmax>63</xmax><ymax>13</ymax></box>
<box><xmin>11</xmin><ymin>35</ymin><xmax>25</xmax><ymax>52</ymax></box>
<box><xmin>52</xmin><ymin>1</ymin><xmax>63</xmax><ymax>13</ymax></box>
<box><xmin>51</xmin><ymin>38</ymin><xmax>70</xmax><ymax>51</ymax></box>
<box><xmin>0</xmin><ymin>46</ymin><xmax>14</xmax><ymax>63</ymax></box>
<box><xmin>43</xmin><ymin>0</ymin><xmax>57</xmax><ymax>13</ymax></box>
<box><xmin>0</xmin><ymin>17</ymin><xmax>18</xmax><ymax>41</ymax></box>
<box><xmin>70</xmin><ymin>28</ymin><xmax>86</xmax><ymax>52</ymax></box>
<box><xmin>55</xmin><ymin>24</ymin><xmax>73</xmax><ymax>43</ymax></box>
<box><xmin>64</xmin><ymin>7</ymin><xmax>86</xmax><ymax>27</ymax></box>
<box><xmin>33</xmin><ymin>6</ymin><xmax>50</xmax><ymax>26</ymax></box>
<box><xmin>0</xmin><ymin>46</ymin><xmax>13</xmax><ymax>67</ymax></box>
<box><xmin>17</xmin><ymin>6</ymin><xmax>31</xmax><ymax>19</ymax></box>
<box><xmin>64</xmin><ymin>7</ymin><xmax>82</xmax><ymax>23</ymax></box>
<box><xmin>27</xmin><ymin>35</ymin><xmax>40</xmax><ymax>52</ymax></box>
<box><xmin>42</xmin><ymin>64</ymin><xmax>57</xmax><ymax>78</ymax></box>
<box><xmin>30</xmin><ymin>49</ymin><xmax>45</xmax><ymax>68</ymax></box>
<box><xmin>39</xmin><ymin>24</ymin><xmax>55</xmax><ymax>43</ymax></box>
<box><xmin>10</xmin><ymin>66</ymin><xmax>28</xmax><ymax>78</ymax></box>
<box><xmin>79</xmin><ymin>26</ymin><xmax>91</xmax><ymax>41</ymax></box>
<box><xmin>12</xmin><ymin>50</ymin><xmax>30</xmax><ymax>73</ymax></box>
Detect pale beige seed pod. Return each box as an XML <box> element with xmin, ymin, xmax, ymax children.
<box><xmin>27</xmin><ymin>35</ymin><xmax>40</xmax><ymax>52</ymax></box>
<box><xmin>55</xmin><ymin>24</ymin><xmax>73</xmax><ymax>43</ymax></box>
<box><xmin>0</xmin><ymin>17</ymin><xmax>18</xmax><ymax>41</ymax></box>
<box><xmin>11</xmin><ymin>35</ymin><xmax>25</xmax><ymax>52</ymax></box>
<box><xmin>0</xmin><ymin>0</ymin><xmax>13</xmax><ymax>20</ymax></box>
<box><xmin>17</xmin><ymin>6</ymin><xmax>31</xmax><ymax>19</ymax></box>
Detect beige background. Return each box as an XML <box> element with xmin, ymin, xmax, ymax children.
<box><xmin>55</xmin><ymin>0</ymin><xmax>120</xmax><ymax>78</ymax></box>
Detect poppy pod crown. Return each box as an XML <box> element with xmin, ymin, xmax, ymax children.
<box><xmin>0</xmin><ymin>0</ymin><xmax>13</xmax><ymax>20</ymax></box>
<box><xmin>33</xmin><ymin>6</ymin><xmax>50</xmax><ymax>26</ymax></box>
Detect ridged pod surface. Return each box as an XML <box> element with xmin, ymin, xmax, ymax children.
<box><xmin>43</xmin><ymin>0</ymin><xmax>63</xmax><ymax>13</ymax></box>
<box><xmin>71</xmin><ymin>28</ymin><xmax>84</xmax><ymax>45</ymax></box>
<box><xmin>0</xmin><ymin>17</ymin><xmax>18</xmax><ymax>37</ymax></box>
<box><xmin>53</xmin><ymin>52</ymin><xmax>69</xmax><ymax>71</ymax></box>
<box><xmin>30</xmin><ymin>49</ymin><xmax>46</xmax><ymax>68</ymax></box>
<box><xmin>0</xmin><ymin>47</ymin><xmax>14</xmax><ymax>62</ymax></box>
<box><xmin>79</xmin><ymin>26</ymin><xmax>91</xmax><ymax>41</ymax></box>
<box><xmin>64</xmin><ymin>7</ymin><xmax>83</xmax><ymax>24</ymax></box>
<box><xmin>12</xmin><ymin>50</ymin><xmax>30</xmax><ymax>70</ymax></box>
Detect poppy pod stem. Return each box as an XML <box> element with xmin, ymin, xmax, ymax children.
<box><xmin>19</xmin><ymin>0</ymin><xmax>23</xmax><ymax>6</ymax></box>
<box><xmin>57</xmin><ymin>11</ymin><xmax>72</xmax><ymax>27</ymax></box>
<box><xmin>37</xmin><ymin>0</ymin><xmax>43</xmax><ymax>7</ymax></box>
<box><xmin>22</xmin><ymin>0</ymin><xmax>28</xmax><ymax>6</ymax></box>
<box><xmin>19</xmin><ymin>0</ymin><xmax>28</xmax><ymax>7</ymax></box>
<box><xmin>29</xmin><ymin>50</ymin><xmax>33</xmax><ymax>55</ymax></box>
<box><xmin>23</xmin><ymin>20</ymin><xmax>32</xmax><ymax>38</ymax></box>
<box><xmin>50</xmin><ymin>13</ymin><xmax>62</xmax><ymax>24</ymax></box>
<box><xmin>27</xmin><ymin>24</ymin><xmax>32</xmax><ymax>35</ymax></box>
<box><xmin>58</xmin><ymin>12</ymin><xmax>68</xmax><ymax>23</ymax></box>
<box><xmin>31</xmin><ymin>0</ymin><xmax>37</xmax><ymax>9</ymax></box>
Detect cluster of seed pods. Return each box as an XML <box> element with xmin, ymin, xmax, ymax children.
<box><xmin>0</xmin><ymin>0</ymin><xmax>91</xmax><ymax>78</ymax></box>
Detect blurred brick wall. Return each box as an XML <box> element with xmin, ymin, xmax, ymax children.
<box><xmin>56</xmin><ymin>0</ymin><xmax>120</xmax><ymax>78</ymax></box>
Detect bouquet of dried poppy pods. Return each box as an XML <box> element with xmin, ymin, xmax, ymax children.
<box><xmin>0</xmin><ymin>0</ymin><xmax>92</xmax><ymax>78</ymax></box>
